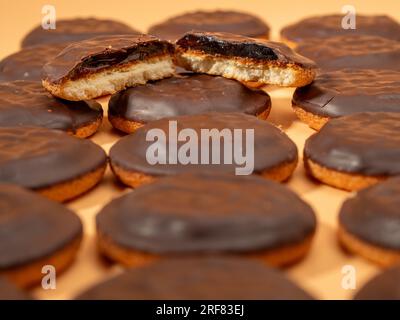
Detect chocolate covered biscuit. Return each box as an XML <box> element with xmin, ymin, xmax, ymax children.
<box><xmin>175</xmin><ymin>32</ymin><xmax>316</xmax><ymax>87</ymax></box>
<box><xmin>108</xmin><ymin>74</ymin><xmax>271</xmax><ymax>133</ymax></box>
<box><xmin>42</xmin><ymin>35</ymin><xmax>175</xmax><ymax>101</ymax></box>
<box><xmin>304</xmin><ymin>112</ymin><xmax>400</xmax><ymax>191</ymax></box>
<box><xmin>293</xmin><ymin>69</ymin><xmax>400</xmax><ymax>130</ymax></box>
<box><xmin>0</xmin><ymin>81</ymin><xmax>103</xmax><ymax>137</ymax></box>
<box><xmin>0</xmin><ymin>127</ymin><xmax>107</xmax><ymax>202</ymax></box>
<box><xmin>22</xmin><ymin>18</ymin><xmax>140</xmax><ymax>48</ymax></box>
<box><xmin>96</xmin><ymin>174</ymin><xmax>316</xmax><ymax>268</ymax></box>
<box><xmin>0</xmin><ymin>184</ymin><xmax>82</xmax><ymax>287</ymax></box>
<box><xmin>149</xmin><ymin>10</ymin><xmax>269</xmax><ymax>41</ymax></box>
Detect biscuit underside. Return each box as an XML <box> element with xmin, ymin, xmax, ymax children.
<box><xmin>176</xmin><ymin>50</ymin><xmax>315</xmax><ymax>87</ymax></box>
<box><xmin>338</xmin><ymin>225</ymin><xmax>400</xmax><ymax>267</ymax></box>
<box><xmin>293</xmin><ymin>104</ymin><xmax>330</xmax><ymax>131</ymax></box>
<box><xmin>305</xmin><ymin>157</ymin><xmax>386</xmax><ymax>191</ymax></box>
<box><xmin>110</xmin><ymin>158</ymin><xmax>298</xmax><ymax>189</ymax></box>
<box><xmin>37</xmin><ymin>163</ymin><xmax>107</xmax><ymax>202</ymax></box>
<box><xmin>108</xmin><ymin>105</ymin><xmax>271</xmax><ymax>134</ymax></box>
<box><xmin>2</xmin><ymin>237</ymin><xmax>82</xmax><ymax>288</ymax></box>
<box><xmin>97</xmin><ymin>231</ymin><xmax>314</xmax><ymax>268</ymax></box>
<box><xmin>70</xmin><ymin>117</ymin><xmax>103</xmax><ymax>138</ymax></box>
<box><xmin>43</xmin><ymin>55</ymin><xmax>175</xmax><ymax>101</ymax></box>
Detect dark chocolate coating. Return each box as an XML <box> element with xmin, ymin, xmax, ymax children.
<box><xmin>0</xmin><ymin>81</ymin><xmax>103</xmax><ymax>132</ymax></box>
<box><xmin>97</xmin><ymin>174</ymin><xmax>316</xmax><ymax>254</ymax></box>
<box><xmin>281</xmin><ymin>14</ymin><xmax>400</xmax><ymax>43</ymax></box>
<box><xmin>293</xmin><ymin>69</ymin><xmax>400</xmax><ymax>118</ymax></box>
<box><xmin>43</xmin><ymin>34</ymin><xmax>174</xmax><ymax>84</ymax></box>
<box><xmin>109</xmin><ymin>112</ymin><xmax>298</xmax><ymax>176</ymax></box>
<box><xmin>76</xmin><ymin>257</ymin><xmax>313</xmax><ymax>299</ymax></box>
<box><xmin>340</xmin><ymin>177</ymin><xmax>400</xmax><ymax>250</ymax></box>
<box><xmin>176</xmin><ymin>32</ymin><xmax>315</xmax><ymax>68</ymax></box>
<box><xmin>0</xmin><ymin>44</ymin><xmax>67</xmax><ymax>82</ymax></box>
<box><xmin>148</xmin><ymin>10</ymin><xmax>270</xmax><ymax>41</ymax></box>
<box><xmin>0</xmin><ymin>184</ymin><xmax>82</xmax><ymax>270</ymax></box>
<box><xmin>21</xmin><ymin>18</ymin><xmax>140</xmax><ymax>48</ymax></box>
<box><xmin>304</xmin><ymin>112</ymin><xmax>400</xmax><ymax>176</ymax></box>
<box><xmin>295</xmin><ymin>35</ymin><xmax>400</xmax><ymax>71</ymax></box>
<box><xmin>108</xmin><ymin>74</ymin><xmax>270</xmax><ymax>123</ymax></box>
<box><xmin>354</xmin><ymin>266</ymin><xmax>400</xmax><ymax>300</ymax></box>
<box><xmin>0</xmin><ymin>126</ymin><xmax>107</xmax><ymax>189</ymax></box>
<box><xmin>0</xmin><ymin>277</ymin><xmax>32</xmax><ymax>300</ymax></box>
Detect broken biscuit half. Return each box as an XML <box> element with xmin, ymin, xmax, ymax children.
<box><xmin>42</xmin><ymin>35</ymin><xmax>175</xmax><ymax>101</ymax></box>
<box><xmin>175</xmin><ymin>31</ymin><xmax>316</xmax><ymax>87</ymax></box>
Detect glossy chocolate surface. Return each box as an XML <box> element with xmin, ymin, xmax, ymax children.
<box><xmin>77</xmin><ymin>257</ymin><xmax>313</xmax><ymax>299</ymax></box>
<box><xmin>0</xmin><ymin>81</ymin><xmax>103</xmax><ymax>132</ymax></box>
<box><xmin>293</xmin><ymin>69</ymin><xmax>400</xmax><ymax>118</ymax></box>
<box><xmin>0</xmin><ymin>126</ymin><xmax>107</xmax><ymax>189</ymax></box>
<box><xmin>109</xmin><ymin>112</ymin><xmax>298</xmax><ymax>176</ymax></box>
<box><xmin>0</xmin><ymin>184</ymin><xmax>82</xmax><ymax>269</ymax></box>
<box><xmin>304</xmin><ymin>112</ymin><xmax>400</xmax><ymax>175</ymax></box>
<box><xmin>97</xmin><ymin>174</ymin><xmax>316</xmax><ymax>254</ymax></box>
<box><xmin>340</xmin><ymin>177</ymin><xmax>400</xmax><ymax>250</ymax></box>
<box><xmin>148</xmin><ymin>10</ymin><xmax>269</xmax><ymax>41</ymax></box>
<box><xmin>108</xmin><ymin>74</ymin><xmax>270</xmax><ymax>123</ymax></box>
<box><xmin>21</xmin><ymin>18</ymin><xmax>140</xmax><ymax>48</ymax></box>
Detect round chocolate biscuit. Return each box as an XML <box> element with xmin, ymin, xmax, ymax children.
<box><xmin>0</xmin><ymin>126</ymin><xmax>107</xmax><ymax>202</ymax></box>
<box><xmin>0</xmin><ymin>81</ymin><xmax>103</xmax><ymax>137</ymax></box>
<box><xmin>109</xmin><ymin>112</ymin><xmax>298</xmax><ymax>187</ymax></box>
<box><xmin>108</xmin><ymin>74</ymin><xmax>271</xmax><ymax>133</ymax></box>
<box><xmin>96</xmin><ymin>174</ymin><xmax>316</xmax><ymax>267</ymax></box>
<box><xmin>295</xmin><ymin>35</ymin><xmax>400</xmax><ymax>72</ymax></box>
<box><xmin>148</xmin><ymin>10</ymin><xmax>270</xmax><ymax>41</ymax></box>
<box><xmin>0</xmin><ymin>277</ymin><xmax>32</xmax><ymax>299</ymax></box>
<box><xmin>281</xmin><ymin>14</ymin><xmax>400</xmax><ymax>46</ymax></box>
<box><xmin>0</xmin><ymin>184</ymin><xmax>82</xmax><ymax>287</ymax></box>
<box><xmin>22</xmin><ymin>18</ymin><xmax>140</xmax><ymax>48</ymax></box>
<box><xmin>354</xmin><ymin>266</ymin><xmax>400</xmax><ymax>300</ymax></box>
<box><xmin>292</xmin><ymin>69</ymin><xmax>400</xmax><ymax>130</ymax></box>
<box><xmin>339</xmin><ymin>177</ymin><xmax>400</xmax><ymax>266</ymax></box>
<box><xmin>0</xmin><ymin>44</ymin><xmax>67</xmax><ymax>82</ymax></box>
<box><xmin>76</xmin><ymin>257</ymin><xmax>313</xmax><ymax>299</ymax></box>
<box><xmin>304</xmin><ymin>112</ymin><xmax>400</xmax><ymax>191</ymax></box>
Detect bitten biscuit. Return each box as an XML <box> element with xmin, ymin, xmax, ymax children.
<box><xmin>304</xmin><ymin>112</ymin><xmax>400</xmax><ymax>191</ymax></box>
<box><xmin>0</xmin><ymin>184</ymin><xmax>82</xmax><ymax>288</ymax></box>
<box><xmin>96</xmin><ymin>174</ymin><xmax>316</xmax><ymax>268</ymax></box>
<box><xmin>175</xmin><ymin>32</ymin><xmax>316</xmax><ymax>87</ymax></box>
<box><xmin>338</xmin><ymin>177</ymin><xmax>400</xmax><ymax>267</ymax></box>
<box><xmin>42</xmin><ymin>35</ymin><xmax>175</xmax><ymax>101</ymax></box>
<box><xmin>0</xmin><ymin>126</ymin><xmax>107</xmax><ymax>202</ymax></box>
<box><xmin>108</xmin><ymin>73</ymin><xmax>271</xmax><ymax>133</ymax></box>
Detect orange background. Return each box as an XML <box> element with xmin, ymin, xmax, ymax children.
<box><xmin>0</xmin><ymin>0</ymin><xmax>399</xmax><ymax>300</ymax></box>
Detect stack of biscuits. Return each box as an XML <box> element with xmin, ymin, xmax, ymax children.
<box><xmin>0</xmin><ymin>9</ymin><xmax>400</xmax><ymax>300</ymax></box>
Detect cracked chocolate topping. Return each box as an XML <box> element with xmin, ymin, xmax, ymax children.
<box><xmin>43</xmin><ymin>35</ymin><xmax>175</xmax><ymax>84</ymax></box>
<box><xmin>0</xmin><ymin>184</ymin><xmax>82</xmax><ymax>270</ymax></box>
<box><xmin>304</xmin><ymin>112</ymin><xmax>400</xmax><ymax>176</ymax></box>
<box><xmin>293</xmin><ymin>69</ymin><xmax>400</xmax><ymax>118</ymax></box>
<box><xmin>176</xmin><ymin>31</ymin><xmax>316</xmax><ymax>68</ymax></box>
<box><xmin>97</xmin><ymin>174</ymin><xmax>316</xmax><ymax>254</ymax></box>
<box><xmin>295</xmin><ymin>35</ymin><xmax>400</xmax><ymax>71</ymax></box>
<box><xmin>0</xmin><ymin>81</ymin><xmax>103</xmax><ymax>132</ymax></box>
<box><xmin>108</xmin><ymin>73</ymin><xmax>271</xmax><ymax>123</ymax></box>
<box><xmin>77</xmin><ymin>257</ymin><xmax>313</xmax><ymax>299</ymax></box>
<box><xmin>281</xmin><ymin>14</ymin><xmax>400</xmax><ymax>44</ymax></box>
<box><xmin>0</xmin><ymin>126</ymin><xmax>107</xmax><ymax>189</ymax></box>
<box><xmin>0</xmin><ymin>44</ymin><xmax>67</xmax><ymax>82</ymax></box>
<box><xmin>109</xmin><ymin>112</ymin><xmax>298</xmax><ymax>176</ymax></box>
<box><xmin>354</xmin><ymin>266</ymin><xmax>400</xmax><ymax>300</ymax></box>
<box><xmin>21</xmin><ymin>18</ymin><xmax>141</xmax><ymax>48</ymax></box>
<box><xmin>340</xmin><ymin>177</ymin><xmax>400</xmax><ymax>251</ymax></box>
<box><xmin>148</xmin><ymin>10</ymin><xmax>270</xmax><ymax>41</ymax></box>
